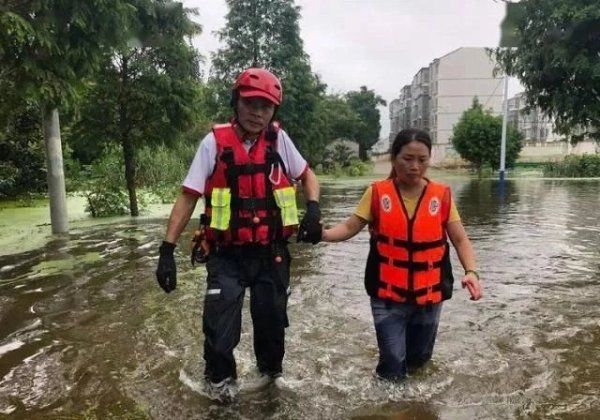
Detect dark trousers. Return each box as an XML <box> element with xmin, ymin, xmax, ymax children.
<box><xmin>371</xmin><ymin>297</ymin><xmax>442</xmax><ymax>380</ymax></box>
<box><xmin>202</xmin><ymin>245</ymin><xmax>290</xmax><ymax>383</ymax></box>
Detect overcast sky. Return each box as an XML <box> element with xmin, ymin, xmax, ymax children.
<box><xmin>182</xmin><ymin>0</ymin><xmax>521</xmax><ymax>140</ymax></box>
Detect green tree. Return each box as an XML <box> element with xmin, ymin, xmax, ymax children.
<box><xmin>317</xmin><ymin>94</ymin><xmax>362</xmax><ymax>142</ymax></box>
<box><xmin>0</xmin><ymin>102</ymin><xmax>47</xmax><ymax>198</ymax></box>
<box><xmin>72</xmin><ymin>0</ymin><xmax>202</xmax><ymax>216</ymax></box>
<box><xmin>345</xmin><ymin>86</ymin><xmax>387</xmax><ymax>160</ymax></box>
<box><xmin>451</xmin><ymin>98</ymin><xmax>523</xmax><ymax>177</ymax></box>
<box><xmin>210</xmin><ymin>0</ymin><xmax>324</xmax><ymax>161</ymax></box>
<box><xmin>0</xmin><ymin>0</ymin><xmax>134</xmax><ymax>232</ymax></box>
<box><xmin>494</xmin><ymin>0</ymin><xmax>600</xmax><ymax>143</ymax></box>
<box><xmin>307</xmin><ymin>94</ymin><xmax>361</xmax><ymax>164</ymax></box>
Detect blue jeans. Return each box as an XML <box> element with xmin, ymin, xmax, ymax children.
<box><xmin>370</xmin><ymin>297</ymin><xmax>442</xmax><ymax>380</ymax></box>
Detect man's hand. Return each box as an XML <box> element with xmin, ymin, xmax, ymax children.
<box><xmin>156</xmin><ymin>241</ymin><xmax>177</xmax><ymax>293</ymax></box>
<box><xmin>297</xmin><ymin>200</ymin><xmax>322</xmax><ymax>244</ymax></box>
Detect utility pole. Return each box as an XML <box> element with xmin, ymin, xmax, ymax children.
<box><xmin>499</xmin><ymin>74</ymin><xmax>509</xmax><ymax>182</ymax></box>
<box><xmin>42</xmin><ymin>106</ymin><xmax>69</xmax><ymax>234</ymax></box>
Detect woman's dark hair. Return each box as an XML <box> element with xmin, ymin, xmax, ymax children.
<box><xmin>390</xmin><ymin>128</ymin><xmax>432</xmax><ymax>160</ymax></box>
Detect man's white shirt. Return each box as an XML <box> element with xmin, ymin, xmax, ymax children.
<box><xmin>182</xmin><ymin>129</ymin><xmax>308</xmax><ymax>196</ymax></box>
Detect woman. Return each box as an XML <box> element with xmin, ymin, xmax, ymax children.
<box><xmin>322</xmin><ymin>128</ymin><xmax>483</xmax><ymax>381</ymax></box>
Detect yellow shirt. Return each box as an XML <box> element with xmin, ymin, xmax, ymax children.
<box><xmin>354</xmin><ymin>185</ymin><xmax>461</xmax><ymax>223</ymax></box>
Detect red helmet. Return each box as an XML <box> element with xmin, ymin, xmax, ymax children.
<box><xmin>233</xmin><ymin>68</ymin><xmax>283</xmax><ymax>106</ymax></box>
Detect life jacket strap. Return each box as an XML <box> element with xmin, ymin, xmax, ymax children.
<box><xmin>378</xmin><ymin>255</ymin><xmax>444</xmax><ymax>271</ymax></box>
<box><xmin>205</xmin><ymin>215</ymin><xmax>273</xmax><ymax>228</ymax></box>
<box><xmin>376</xmin><ymin>234</ymin><xmax>447</xmax><ymax>251</ymax></box>
<box><xmin>205</xmin><ymin>196</ymin><xmax>278</xmax><ymax>212</ymax></box>
<box><xmin>378</xmin><ymin>282</ymin><xmax>443</xmax><ymax>302</ymax></box>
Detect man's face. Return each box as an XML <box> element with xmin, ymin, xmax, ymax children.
<box><xmin>236</xmin><ymin>96</ymin><xmax>276</xmax><ymax>135</ymax></box>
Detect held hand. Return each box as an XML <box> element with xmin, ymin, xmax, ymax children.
<box><xmin>297</xmin><ymin>200</ymin><xmax>322</xmax><ymax>244</ymax></box>
<box><xmin>462</xmin><ymin>270</ymin><xmax>482</xmax><ymax>301</ymax></box>
<box><xmin>156</xmin><ymin>241</ymin><xmax>177</xmax><ymax>293</ymax></box>
<box><xmin>190</xmin><ymin>228</ymin><xmax>209</xmax><ymax>266</ymax></box>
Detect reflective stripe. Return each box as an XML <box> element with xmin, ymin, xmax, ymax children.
<box><xmin>207</xmin><ymin>288</ymin><xmax>221</xmax><ymax>295</ymax></box>
<box><xmin>210</xmin><ymin>188</ymin><xmax>231</xmax><ymax>230</ymax></box>
<box><xmin>273</xmin><ymin>187</ymin><xmax>299</xmax><ymax>226</ymax></box>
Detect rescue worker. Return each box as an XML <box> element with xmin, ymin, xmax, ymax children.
<box><xmin>155</xmin><ymin>68</ymin><xmax>322</xmax><ymax>400</ymax></box>
<box><xmin>316</xmin><ymin>128</ymin><xmax>482</xmax><ymax>381</ymax></box>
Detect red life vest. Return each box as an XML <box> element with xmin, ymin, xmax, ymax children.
<box><xmin>204</xmin><ymin>122</ymin><xmax>296</xmax><ymax>245</ymax></box>
<box><xmin>365</xmin><ymin>178</ymin><xmax>452</xmax><ymax>305</ymax></box>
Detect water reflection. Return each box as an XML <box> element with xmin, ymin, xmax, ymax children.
<box><xmin>453</xmin><ymin>179</ymin><xmax>520</xmax><ymax>228</ymax></box>
<box><xmin>1</xmin><ymin>178</ymin><xmax>600</xmax><ymax>418</ymax></box>
<box><xmin>349</xmin><ymin>401</ymin><xmax>439</xmax><ymax>419</ymax></box>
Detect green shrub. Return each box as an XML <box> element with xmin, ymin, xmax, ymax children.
<box><xmin>0</xmin><ymin>107</ymin><xmax>47</xmax><ymax>198</ymax></box>
<box><xmin>321</xmin><ymin>158</ymin><xmax>373</xmax><ymax>177</ymax></box>
<box><xmin>83</xmin><ymin>147</ymin><xmax>131</xmax><ymax>217</ymax></box>
<box><xmin>0</xmin><ymin>162</ymin><xmax>19</xmax><ymax>197</ymax></box>
<box><xmin>136</xmin><ymin>142</ymin><xmax>197</xmax><ymax>203</ymax></box>
<box><xmin>543</xmin><ymin>154</ymin><xmax>600</xmax><ymax>177</ymax></box>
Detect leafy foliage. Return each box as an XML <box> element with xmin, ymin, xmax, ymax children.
<box><xmin>321</xmin><ymin>159</ymin><xmax>373</xmax><ymax>178</ymax></box>
<box><xmin>302</xmin><ymin>94</ymin><xmax>362</xmax><ymax>164</ymax></box>
<box><xmin>71</xmin><ymin>0</ymin><xmax>202</xmax><ymax>215</ymax></box>
<box><xmin>0</xmin><ymin>0</ymin><xmax>138</xmax><ymax>228</ymax></box>
<box><xmin>136</xmin><ymin>142</ymin><xmax>198</xmax><ymax>203</ymax></box>
<box><xmin>210</xmin><ymin>0</ymin><xmax>324</xmax><ymax>161</ymax></box>
<box><xmin>451</xmin><ymin>98</ymin><xmax>523</xmax><ymax>175</ymax></box>
<box><xmin>83</xmin><ymin>147</ymin><xmax>131</xmax><ymax>217</ymax></box>
<box><xmin>0</xmin><ymin>102</ymin><xmax>47</xmax><ymax>198</ymax></box>
<box><xmin>494</xmin><ymin>0</ymin><xmax>600</xmax><ymax>143</ymax></box>
<box><xmin>543</xmin><ymin>154</ymin><xmax>600</xmax><ymax>177</ymax></box>
<box><xmin>0</xmin><ymin>0</ymin><xmax>135</xmax><ymax>108</ymax></box>
<box><xmin>345</xmin><ymin>86</ymin><xmax>386</xmax><ymax>160</ymax></box>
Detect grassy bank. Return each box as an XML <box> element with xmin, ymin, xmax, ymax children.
<box><xmin>0</xmin><ymin>194</ymin><xmax>174</xmax><ymax>257</ymax></box>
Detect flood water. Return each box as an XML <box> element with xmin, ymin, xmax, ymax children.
<box><xmin>1</xmin><ymin>176</ymin><xmax>599</xmax><ymax>419</ymax></box>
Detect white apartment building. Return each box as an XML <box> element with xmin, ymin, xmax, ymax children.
<box><xmin>389</xmin><ymin>47</ymin><xmax>504</xmax><ymax>164</ymax></box>
<box><xmin>389</xmin><ymin>98</ymin><xmax>401</xmax><ymax>145</ymax></box>
<box><xmin>430</xmin><ymin>47</ymin><xmax>504</xmax><ymax>162</ymax></box>
<box><xmin>507</xmin><ymin>92</ymin><xmax>560</xmax><ymax>144</ymax></box>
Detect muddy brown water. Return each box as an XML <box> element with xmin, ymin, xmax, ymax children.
<box><xmin>1</xmin><ymin>177</ymin><xmax>599</xmax><ymax>419</ymax></box>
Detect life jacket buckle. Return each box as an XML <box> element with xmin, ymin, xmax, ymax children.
<box><xmin>269</xmin><ymin>163</ymin><xmax>281</xmax><ymax>185</ymax></box>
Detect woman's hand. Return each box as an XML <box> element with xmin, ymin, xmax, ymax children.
<box><xmin>322</xmin><ymin>214</ymin><xmax>367</xmax><ymax>242</ymax></box>
<box><xmin>462</xmin><ymin>271</ymin><xmax>483</xmax><ymax>300</ymax></box>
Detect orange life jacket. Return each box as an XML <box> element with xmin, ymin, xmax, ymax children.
<box><xmin>204</xmin><ymin>123</ymin><xmax>296</xmax><ymax>245</ymax></box>
<box><xmin>365</xmin><ymin>178</ymin><xmax>452</xmax><ymax>305</ymax></box>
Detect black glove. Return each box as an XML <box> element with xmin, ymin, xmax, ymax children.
<box><xmin>297</xmin><ymin>200</ymin><xmax>322</xmax><ymax>244</ymax></box>
<box><xmin>156</xmin><ymin>241</ymin><xmax>177</xmax><ymax>293</ymax></box>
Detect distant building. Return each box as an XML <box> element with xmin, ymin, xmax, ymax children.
<box><xmin>389</xmin><ymin>85</ymin><xmax>412</xmax><ymax>148</ymax></box>
<box><xmin>429</xmin><ymin>47</ymin><xmax>503</xmax><ymax>161</ymax></box>
<box><xmin>389</xmin><ymin>98</ymin><xmax>401</xmax><ymax>145</ymax></box>
<box><xmin>507</xmin><ymin>92</ymin><xmax>560</xmax><ymax>144</ymax></box>
<box><xmin>389</xmin><ymin>47</ymin><xmax>504</xmax><ymax>164</ymax></box>
<box><xmin>399</xmin><ymin>84</ymin><xmax>412</xmax><ymax>130</ymax></box>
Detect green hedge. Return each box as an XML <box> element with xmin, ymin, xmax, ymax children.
<box><xmin>320</xmin><ymin>159</ymin><xmax>373</xmax><ymax>177</ymax></box>
<box><xmin>543</xmin><ymin>154</ymin><xmax>600</xmax><ymax>177</ymax></box>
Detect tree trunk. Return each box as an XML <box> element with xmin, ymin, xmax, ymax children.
<box><xmin>359</xmin><ymin>143</ymin><xmax>369</xmax><ymax>161</ymax></box>
<box><xmin>119</xmin><ymin>55</ymin><xmax>138</xmax><ymax>216</ymax></box>
<box><xmin>123</xmin><ymin>135</ymin><xmax>138</xmax><ymax>216</ymax></box>
<box><xmin>41</xmin><ymin>105</ymin><xmax>69</xmax><ymax>233</ymax></box>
